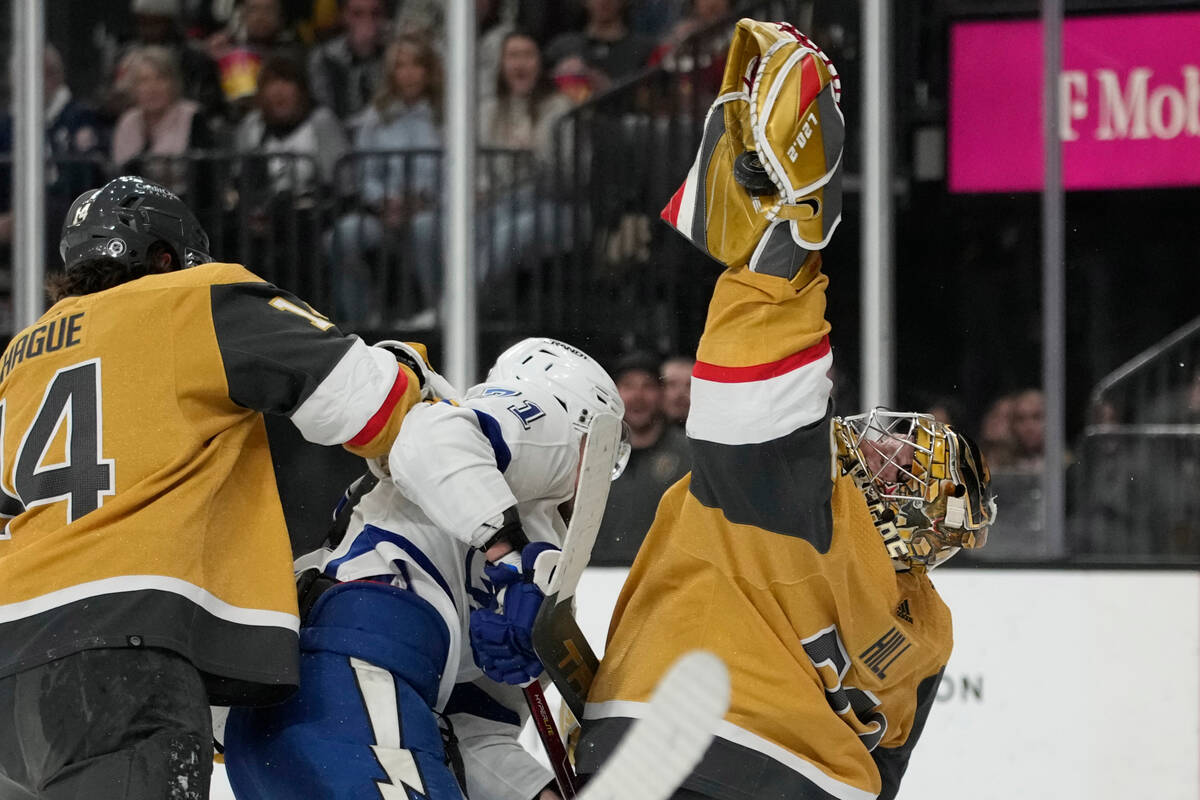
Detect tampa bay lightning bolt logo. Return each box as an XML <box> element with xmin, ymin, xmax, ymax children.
<box><xmin>507</xmin><ymin>400</ymin><xmax>545</xmax><ymax>429</ymax></box>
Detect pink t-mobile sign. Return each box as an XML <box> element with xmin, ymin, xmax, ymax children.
<box><xmin>949</xmin><ymin>11</ymin><xmax>1200</xmax><ymax>192</ymax></box>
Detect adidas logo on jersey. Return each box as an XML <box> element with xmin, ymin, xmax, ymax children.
<box><xmin>895</xmin><ymin>599</ymin><xmax>913</xmax><ymax>623</ymax></box>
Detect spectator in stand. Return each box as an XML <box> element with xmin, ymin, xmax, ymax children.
<box><xmin>207</xmin><ymin>0</ymin><xmax>309</xmax><ymax>112</ymax></box>
<box><xmin>327</xmin><ymin>34</ymin><xmax>443</xmax><ymax>327</ymax></box>
<box><xmin>477</xmin><ymin>0</ymin><xmax>518</xmax><ymax>101</ymax></box>
<box><xmin>476</xmin><ymin>30</ymin><xmax>577</xmax><ymax>283</ymax></box>
<box><xmin>544</xmin><ymin>0</ymin><xmax>657</xmax><ymax>89</ymax></box>
<box><xmin>513</xmin><ymin>1</ymin><xmax>587</xmax><ymax>46</ymax></box>
<box><xmin>660</xmin><ymin>354</ymin><xmax>694</xmax><ymax>428</ymax></box>
<box><xmin>0</xmin><ymin>45</ymin><xmax>105</xmax><ymax>277</ymax></box>
<box><xmin>235</xmin><ymin>55</ymin><xmax>348</xmax><ymax>296</ymax></box>
<box><xmin>550</xmin><ymin>54</ymin><xmax>600</xmax><ymax>104</ymax></box>
<box><xmin>630</xmin><ymin>0</ymin><xmax>687</xmax><ymax>38</ymax></box>
<box><xmin>650</xmin><ymin>0</ymin><xmax>732</xmax><ymax>103</ymax></box>
<box><xmin>921</xmin><ymin>393</ymin><xmax>965</xmax><ymax>427</ymax></box>
<box><xmin>235</xmin><ymin>54</ymin><xmax>348</xmax><ymax>195</ymax></box>
<box><xmin>104</xmin><ymin>0</ymin><xmax>226</xmax><ymax>125</ymax></box>
<box><xmin>594</xmin><ymin>351</ymin><xmax>690</xmax><ymax>565</ymax></box>
<box><xmin>661</xmin><ymin>0</ymin><xmax>731</xmax><ymax>44</ymax></box>
<box><xmin>289</xmin><ymin>0</ymin><xmax>344</xmax><ymax>44</ymax></box>
<box><xmin>112</xmin><ymin>45</ymin><xmax>217</xmax><ymax>195</ymax></box>
<box><xmin>391</xmin><ymin>0</ymin><xmax>444</xmax><ymax>36</ymax></box>
<box><xmin>391</xmin><ymin>0</ymin><xmax>514</xmax><ymax>101</ymax></box>
<box><xmin>40</xmin><ymin>45</ymin><xmax>105</xmax><ymax>160</ymax></box>
<box><xmin>1011</xmin><ymin>387</ymin><xmax>1048</xmax><ymax>473</ymax></box>
<box><xmin>979</xmin><ymin>392</ymin><xmax>1019</xmax><ymax>470</ymax></box>
<box><xmin>308</xmin><ymin>0</ymin><xmax>390</xmax><ymax>128</ymax></box>
<box><xmin>481</xmin><ymin>32</ymin><xmax>573</xmax><ymax>173</ymax></box>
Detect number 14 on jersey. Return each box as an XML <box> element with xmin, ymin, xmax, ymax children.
<box><xmin>0</xmin><ymin>359</ymin><xmax>115</xmax><ymax>538</ymax></box>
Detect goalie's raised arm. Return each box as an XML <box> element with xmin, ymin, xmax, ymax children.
<box><xmin>670</xmin><ymin>19</ymin><xmax>844</xmax><ymax>537</ymax></box>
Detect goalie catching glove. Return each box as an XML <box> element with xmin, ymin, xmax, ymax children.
<box><xmin>469</xmin><ymin>541</ymin><xmax>560</xmax><ymax>685</ymax></box>
<box><xmin>660</xmin><ymin>19</ymin><xmax>844</xmax><ymax>276</ymax></box>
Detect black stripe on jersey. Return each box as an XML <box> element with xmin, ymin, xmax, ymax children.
<box><xmin>0</xmin><ymin>591</ymin><xmax>299</xmax><ymax>706</ymax></box>
<box><xmin>687</xmin><ymin>408</ymin><xmax>834</xmax><ymax>551</ymax></box>
<box><xmin>872</xmin><ymin>667</ymin><xmax>944</xmax><ymax>800</ymax></box>
<box><xmin>578</xmin><ymin>717</ymin><xmax>844</xmax><ymax>799</ymax></box>
<box><xmin>210</xmin><ymin>282</ymin><xmax>355</xmax><ymax>415</ymax></box>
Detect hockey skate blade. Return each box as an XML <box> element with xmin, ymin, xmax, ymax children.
<box><xmin>578</xmin><ymin>651</ymin><xmax>730</xmax><ymax>800</ymax></box>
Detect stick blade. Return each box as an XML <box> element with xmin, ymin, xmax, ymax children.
<box><xmin>532</xmin><ymin>599</ymin><xmax>599</xmax><ymax>721</ymax></box>
<box><xmin>578</xmin><ymin>651</ymin><xmax>730</xmax><ymax>800</ymax></box>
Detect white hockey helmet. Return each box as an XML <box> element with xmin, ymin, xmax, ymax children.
<box><xmin>487</xmin><ymin>337</ymin><xmax>631</xmax><ymax>478</ymax></box>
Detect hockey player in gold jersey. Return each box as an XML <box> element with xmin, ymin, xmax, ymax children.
<box><xmin>0</xmin><ymin>176</ymin><xmax>438</xmax><ymax>800</ymax></box>
<box><xmin>576</xmin><ymin>21</ymin><xmax>996</xmax><ymax>800</ymax></box>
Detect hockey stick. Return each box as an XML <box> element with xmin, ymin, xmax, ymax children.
<box><xmin>524</xmin><ymin>681</ymin><xmax>579</xmax><ymax>797</ymax></box>
<box><xmin>576</xmin><ymin>650</ymin><xmax>730</xmax><ymax>800</ymax></box>
<box><xmin>524</xmin><ymin>412</ymin><xmax>621</xmax><ymax>798</ymax></box>
<box><xmin>531</xmin><ymin>412</ymin><xmax>621</xmax><ymax>722</ymax></box>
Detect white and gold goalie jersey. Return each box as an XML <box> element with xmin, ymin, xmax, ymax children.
<box><xmin>0</xmin><ymin>264</ymin><xmax>422</xmax><ymax>705</ymax></box>
<box><xmin>577</xmin><ymin>258</ymin><xmax>952</xmax><ymax>800</ymax></box>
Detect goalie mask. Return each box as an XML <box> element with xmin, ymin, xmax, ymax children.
<box><xmin>485</xmin><ymin>338</ymin><xmax>632</xmax><ymax>479</ymax></box>
<box><xmin>833</xmin><ymin>410</ymin><xmax>997</xmax><ymax>572</ymax></box>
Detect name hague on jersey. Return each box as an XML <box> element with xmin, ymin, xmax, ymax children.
<box><xmin>0</xmin><ymin>314</ymin><xmax>85</xmax><ymax>384</ymax></box>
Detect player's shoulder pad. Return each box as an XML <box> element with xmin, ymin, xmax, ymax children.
<box><xmin>138</xmin><ymin>262</ymin><xmax>267</xmax><ymax>291</ymax></box>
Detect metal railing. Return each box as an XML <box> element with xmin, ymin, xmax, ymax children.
<box><xmin>136</xmin><ymin>151</ymin><xmax>331</xmax><ymax>306</ymax></box>
<box><xmin>1070</xmin><ymin>426</ymin><xmax>1200</xmax><ymax>561</ymax></box>
<box><xmin>1089</xmin><ymin>315</ymin><xmax>1200</xmax><ymax>425</ymax></box>
<box><xmin>1060</xmin><ymin>315</ymin><xmax>1200</xmax><ymax>561</ymax></box>
<box><xmin>0</xmin><ymin>149</ymin><xmax>583</xmax><ymax>336</ymax></box>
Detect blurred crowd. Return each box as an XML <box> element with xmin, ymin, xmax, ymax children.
<box><xmin>0</xmin><ymin>0</ymin><xmax>743</xmax><ymax>321</ymax></box>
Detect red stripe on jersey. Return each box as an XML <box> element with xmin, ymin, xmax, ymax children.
<box><xmin>693</xmin><ymin>336</ymin><xmax>830</xmax><ymax>383</ymax></box>
<box><xmin>661</xmin><ymin>181</ymin><xmax>687</xmax><ymax>227</ymax></box>
<box><xmin>346</xmin><ymin>367</ymin><xmax>410</xmax><ymax>447</ymax></box>
<box><xmin>798</xmin><ymin>53</ymin><xmax>820</xmax><ymax>120</ymax></box>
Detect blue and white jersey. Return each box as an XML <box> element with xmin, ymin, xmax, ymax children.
<box><xmin>317</xmin><ymin>379</ymin><xmax>579</xmax><ymax>708</ymax></box>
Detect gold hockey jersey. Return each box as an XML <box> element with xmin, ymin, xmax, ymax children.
<box><xmin>0</xmin><ymin>263</ymin><xmax>421</xmax><ymax>704</ymax></box>
<box><xmin>578</xmin><ymin>259</ymin><xmax>950</xmax><ymax>800</ymax></box>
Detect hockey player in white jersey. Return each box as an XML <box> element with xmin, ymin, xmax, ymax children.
<box><xmin>223</xmin><ymin>338</ymin><xmax>629</xmax><ymax>800</ymax></box>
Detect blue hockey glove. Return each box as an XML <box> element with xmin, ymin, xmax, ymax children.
<box><xmin>469</xmin><ymin>542</ymin><xmax>560</xmax><ymax>685</ymax></box>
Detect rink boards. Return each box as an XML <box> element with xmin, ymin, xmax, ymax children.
<box><xmin>211</xmin><ymin>567</ymin><xmax>1200</xmax><ymax>799</ymax></box>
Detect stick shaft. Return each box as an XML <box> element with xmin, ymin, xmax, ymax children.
<box><xmin>524</xmin><ymin>681</ymin><xmax>578</xmax><ymax>798</ymax></box>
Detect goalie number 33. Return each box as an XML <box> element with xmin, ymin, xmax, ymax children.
<box><xmin>0</xmin><ymin>359</ymin><xmax>115</xmax><ymax>536</ymax></box>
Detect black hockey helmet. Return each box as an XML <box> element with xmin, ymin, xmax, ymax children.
<box><xmin>59</xmin><ymin>175</ymin><xmax>212</xmax><ymax>273</ymax></box>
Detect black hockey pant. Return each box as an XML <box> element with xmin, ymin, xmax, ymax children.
<box><xmin>0</xmin><ymin>647</ymin><xmax>212</xmax><ymax>800</ymax></box>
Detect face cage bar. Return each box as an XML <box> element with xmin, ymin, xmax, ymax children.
<box><xmin>839</xmin><ymin>410</ymin><xmax>950</xmax><ymax>506</ymax></box>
